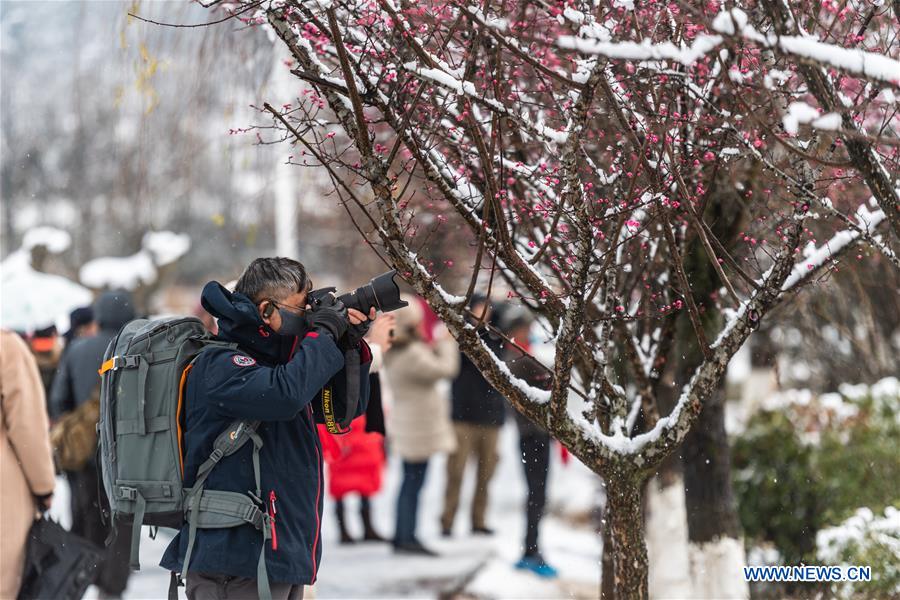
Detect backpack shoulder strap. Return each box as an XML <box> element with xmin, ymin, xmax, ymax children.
<box><xmin>198</xmin><ymin>420</ymin><xmax>261</xmax><ymax>487</ymax></box>
<box><xmin>180</xmin><ymin>419</ymin><xmax>271</xmax><ymax>600</ymax></box>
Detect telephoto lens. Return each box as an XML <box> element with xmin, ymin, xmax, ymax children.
<box><xmin>336</xmin><ymin>270</ymin><xmax>409</xmax><ymax>314</ymax></box>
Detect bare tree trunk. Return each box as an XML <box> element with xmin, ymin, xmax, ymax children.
<box><xmin>605</xmin><ymin>471</ymin><xmax>649</xmax><ymax>600</ymax></box>
<box><xmin>682</xmin><ymin>388</ymin><xmax>748</xmax><ymax>598</ymax></box>
<box><xmin>601</xmin><ymin>487</ymin><xmax>616</xmax><ymax>600</ymax></box>
<box><xmin>677</xmin><ymin>188</ymin><xmax>748</xmax><ymax>597</ymax></box>
<box><xmin>682</xmin><ymin>389</ymin><xmax>742</xmax><ymax>541</ymax></box>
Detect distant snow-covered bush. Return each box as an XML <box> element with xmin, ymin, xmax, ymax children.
<box><xmin>733</xmin><ymin>379</ymin><xmax>900</xmax><ymax>584</ymax></box>
<box><xmin>754</xmin><ymin>377</ymin><xmax>898</xmax><ymax>445</ymax></box>
<box><xmin>816</xmin><ymin>506</ymin><xmax>900</xmax><ymax>599</ymax></box>
<box><xmin>78</xmin><ymin>230</ymin><xmax>191</xmax><ymax>290</ymax></box>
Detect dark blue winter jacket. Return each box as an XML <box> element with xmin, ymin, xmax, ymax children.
<box><xmin>160</xmin><ymin>281</ymin><xmax>370</xmax><ymax>584</ymax></box>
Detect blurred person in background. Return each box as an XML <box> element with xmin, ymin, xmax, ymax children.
<box><xmin>27</xmin><ymin>325</ymin><xmax>62</xmax><ymax>400</ymax></box>
<box><xmin>50</xmin><ymin>291</ymin><xmax>136</xmax><ymax>419</ymax></box>
<box><xmin>1</xmin><ymin>330</ymin><xmax>56</xmax><ymax>599</ymax></box>
<box><xmin>501</xmin><ymin>309</ymin><xmax>558</xmax><ymax>579</ymax></box>
<box><xmin>441</xmin><ymin>294</ymin><xmax>504</xmax><ymax>537</ymax></box>
<box><xmin>384</xmin><ymin>296</ymin><xmax>460</xmax><ymax>556</ymax></box>
<box><xmin>361</xmin><ymin>313</ymin><xmax>393</xmax><ymax>441</ymax></box>
<box><xmin>320</xmin><ymin>313</ymin><xmax>395</xmax><ymax>544</ymax></box>
<box><xmin>51</xmin><ymin>306</ymin><xmax>98</xmax><ymax>409</ymax></box>
<box><xmin>417</xmin><ymin>297</ymin><xmax>440</xmax><ymax>344</ymax></box>
<box><xmin>50</xmin><ymin>290</ymin><xmax>137</xmax><ymax>598</ymax></box>
<box><xmin>62</xmin><ymin>306</ymin><xmax>98</xmax><ymax>353</ymax></box>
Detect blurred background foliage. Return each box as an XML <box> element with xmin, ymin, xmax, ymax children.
<box><xmin>732</xmin><ymin>380</ymin><xmax>900</xmax><ymax>597</ymax></box>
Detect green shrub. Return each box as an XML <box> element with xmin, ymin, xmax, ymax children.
<box><xmin>817</xmin><ymin>414</ymin><xmax>900</xmax><ymax>526</ymax></box>
<box><xmin>732</xmin><ymin>410</ymin><xmax>822</xmax><ymax>566</ymax></box>
<box><xmin>733</xmin><ymin>378</ymin><xmax>900</xmax><ymax>571</ymax></box>
<box><xmin>817</xmin><ymin>507</ymin><xmax>900</xmax><ymax>599</ymax></box>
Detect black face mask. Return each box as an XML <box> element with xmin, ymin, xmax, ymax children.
<box><xmin>277</xmin><ymin>308</ymin><xmax>310</xmax><ymax>338</ymax></box>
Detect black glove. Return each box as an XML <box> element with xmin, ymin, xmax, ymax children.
<box><xmin>340</xmin><ymin>319</ymin><xmax>371</xmax><ymax>351</ymax></box>
<box><xmin>309</xmin><ymin>297</ymin><xmax>349</xmax><ymax>341</ymax></box>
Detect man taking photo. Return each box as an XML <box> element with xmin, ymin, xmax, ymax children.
<box><xmin>161</xmin><ymin>257</ymin><xmax>373</xmax><ymax>600</ymax></box>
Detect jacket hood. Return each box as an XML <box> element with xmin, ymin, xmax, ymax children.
<box><xmin>94</xmin><ymin>290</ymin><xmax>136</xmax><ymax>331</ymax></box>
<box><xmin>200</xmin><ymin>281</ymin><xmax>296</xmax><ymax>364</ymax></box>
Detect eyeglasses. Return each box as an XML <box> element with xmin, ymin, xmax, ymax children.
<box><xmin>262</xmin><ymin>280</ymin><xmax>313</xmax><ymax>316</ymax></box>
<box><xmin>269</xmin><ymin>299</ymin><xmax>308</xmax><ymax>315</ymax></box>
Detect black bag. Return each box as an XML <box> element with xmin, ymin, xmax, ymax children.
<box><xmin>17</xmin><ymin>517</ymin><xmax>103</xmax><ymax>600</ymax></box>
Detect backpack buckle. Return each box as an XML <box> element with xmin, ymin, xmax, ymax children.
<box><xmin>108</xmin><ymin>355</ymin><xmax>140</xmax><ymax>371</ymax></box>
<box><xmin>244</xmin><ymin>504</ymin><xmax>265</xmax><ymax>530</ymax></box>
<box><xmin>119</xmin><ymin>486</ymin><xmax>137</xmax><ymax>501</ymax></box>
<box><xmin>209</xmin><ymin>448</ymin><xmax>224</xmax><ymax>463</ymax></box>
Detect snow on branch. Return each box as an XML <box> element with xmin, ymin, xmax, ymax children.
<box><xmin>79</xmin><ymin>230</ymin><xmax>191</xmax><ymax>290</ymax></box>
<box><xmin>560</xmin><ymin>7</ymin><xmax>899</xmax><ymax>89</ymax></box>
<box><xmin>782</xmin><ymin>102</ymin><xmax>842</xmax><ymax>135</ymax></box>
<box><xmin>711</xmin><ymin>8</ymin><xmax>900</xmax><ymax>88</ymax></box>
<box><xmin>401</xmin><ymin>63</ymin><xmax>570</xmax><ymax>146</ymax></box>
<box><xmin>557</xmin><ymin>33</ymin><xmax>724</xmax><ymax>66</ymax></box>
<box><xmin>782</xmin><ymin>206</ymin><xmax>887</xmax><ymax>291</ymax></box>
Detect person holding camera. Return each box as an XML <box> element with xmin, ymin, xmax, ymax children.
<box><xmin>160</xmin><ymin>258</ymin><xmax>373</xmax><ymax>600</ymax></box>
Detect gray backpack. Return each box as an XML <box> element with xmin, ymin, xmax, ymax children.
<box><xmin>98</xmin><ymin>317</ymin><xmax>274</xmax><ymax>599</ymax></box>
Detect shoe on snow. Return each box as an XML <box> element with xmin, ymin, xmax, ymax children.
<box><xmin>393</xmin><ymin>540</ymin><xmax>439</xmax><ymax>557</ymax></box>
<box><xmin>515</xmin><ymin>557</ymin><xmax>559</xmax><ymax>579</ymax></box>
<box><xmin>362</xmin><ymin>529</ymin><xmax>388</xmax><ymax>543</ymax></box>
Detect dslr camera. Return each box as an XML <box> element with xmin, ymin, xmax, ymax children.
<box><xmin>308</xmin><ymin>270</ymin><xmax>408</xmax><ymax>315</ymax></box>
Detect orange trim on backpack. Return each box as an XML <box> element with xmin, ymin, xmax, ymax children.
<box><xmin>99</xmin><ymin>358</ymin><xmax>116</xmax><ymax>376</ymax></box>
<box><xmin>176</xmin><ymin>364</ymin><xmax>194</xmax><ymax>478</ymax></box>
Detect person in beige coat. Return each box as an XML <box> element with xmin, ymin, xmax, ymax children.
<box><xmin>384</xmin><ymin>296</ymin><xmax>459</xmax><ymax>556</ymax></box>
<box><xmin>1</xmin><ymin>330</ymin><xmax>56</xmax><ymax>599</ymax></box>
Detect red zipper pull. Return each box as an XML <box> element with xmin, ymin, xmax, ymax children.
<box><xmin>269</xmin><ymin>490</ymin><xmax>278</xmax><ymax>551</ymax></box>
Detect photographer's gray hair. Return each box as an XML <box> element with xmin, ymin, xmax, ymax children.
<box><xmin>234</xmin><ymin>257</ymin><xmax>311</xmax><ymax>302</ymax></box>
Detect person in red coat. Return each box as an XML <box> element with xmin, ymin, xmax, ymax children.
<box><xmin>318</xmin><ymin>314</ymin><xmax>395</xmax><ymax>543</ymax></box>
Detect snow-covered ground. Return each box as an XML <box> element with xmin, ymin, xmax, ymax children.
<box><xmin>50</xmin><ymin>424</ymin><xmax>603</xmax><ymax>599</ymax></box>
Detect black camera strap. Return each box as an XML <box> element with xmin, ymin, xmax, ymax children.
<box><xmin>321</xmin><ymin>348</ymin><xmax>360</xmax><ymax>434</ymax></box>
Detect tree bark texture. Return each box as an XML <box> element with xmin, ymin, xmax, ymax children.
<box><xmin>678</xmin><ymin>188</ymin><xmax>744</xmax><ymax>543</ymax></box>
<box><xmin>605</xmin><ymin>473</ymin><xmax>649</xmax><ymax>600</ymax></box>
<box><xmin>601</xmin><ymin>504</ymin><xmax>616</xmax><ymax>600</ymax></box>
<box><xmin>682</xmin><ymin>386</ymin><xmax>742</xmax><ymax>541</ymax></box>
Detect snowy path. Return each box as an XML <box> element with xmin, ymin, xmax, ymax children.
<box><xmin>50</xmin><ymin>425</ymin><xmax>602</xmax><ymax>599</ymax></box>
